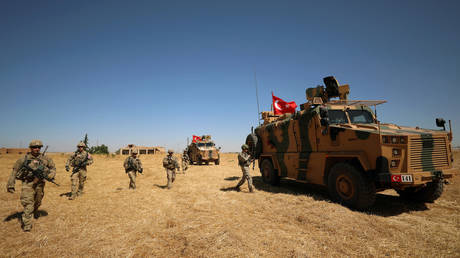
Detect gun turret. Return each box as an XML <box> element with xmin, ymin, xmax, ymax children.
<box><xmin>306</xmin><ymin>76</ymin><xmax>349</xmax><ymax>103</ymax></box>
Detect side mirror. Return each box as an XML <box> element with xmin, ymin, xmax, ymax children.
<box><xmin>218</xmin><ymin>147</ymin><xmax>221</xmax><ymax>150</ymax></box>
<box><xmin>436</xmin><ymin>118</ymin><xmax>446</xmax><ymax>130</ymax></box>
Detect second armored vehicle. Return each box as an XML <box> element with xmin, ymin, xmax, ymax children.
<box><xmin>187</xmin><ymin>135</ymin><xmax>221</xmax><ymax>165</ymax></box>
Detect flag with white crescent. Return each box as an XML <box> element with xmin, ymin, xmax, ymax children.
<box><xmin>272</xmin><ymin>92</ymin><xmax>297</xmax><ymax>115</ymax></box>
<box><xmin>192</xmin><ymin>135</ymin><xmax>202</xmax><ymax>143</ymax></box>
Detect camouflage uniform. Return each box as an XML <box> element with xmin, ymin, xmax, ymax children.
<box><xmin>181</xmin><ymin>151</ymin><xmax>190</xmax><ymax>173</ymax></box>
<box><xmin>163</xmin><ymin>150</ymin><xmax>180</xmax><ymax>189</ymax></box>
<box><xmin>123</xmin><ymin>150</ymin><xmax>143</xmax><ymax>189</ymax></box>
<box><xmin>6</xmin><ymin>140</ymin><xmax>56</xmax><ymax>231</ymax></box>
<box><xmin>235</xmin><ymin>145</ymin><xmax>254</xmax><ymax>192</ymax></box>
<box><xmin>65</xmin><ymin>142</ymin><xmax>93</xmax><ymax>199</ymax></box>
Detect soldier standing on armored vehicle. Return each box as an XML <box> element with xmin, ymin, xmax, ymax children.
<box><xmin>163</xmin><ymin>149</ymin><xmax>180</xmax><ymax>189</ymax></box>
<box><xmin>182</xmin><ymin>150</ymin><xmax>190</xmax><ymax>173</ymax></box>
<box><xmin>6</xmin><ymin>140</ymin><xmax>57</xmax><ymax>232</ymax></box>
<box><xmin>123</xmin><ymin>149</ymin><xmax>143</xmax><ymax>189</ymax></box>
<box><xmin>65</xmin><ymin>142</ymin><xmax>93</xmax><ymax>200</ymax></box>
<box><xmin>234</xmin><ymin>144</ymin><xmax>255</xmax><ymax>193</ymax></box>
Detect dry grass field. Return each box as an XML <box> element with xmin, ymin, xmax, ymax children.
<box><xmin>1</xmin><ymin>151</ymin><xmax>459</xmax><ymax>257</ymax></box>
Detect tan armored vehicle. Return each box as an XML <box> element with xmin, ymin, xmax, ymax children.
<box><xmin>187</xmin><ymin>135</ymin><xmax>221</xmax><ymax>165</ymax></box>
<box><xmin>246</xmin><ymin>76</ymin><xmax>456</xmax><ymax>210</ymax></box>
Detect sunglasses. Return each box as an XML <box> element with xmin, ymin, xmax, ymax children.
<box><xmin>31</xmin><ymin>146</ymin><xmax>42</xmax><ymax>149</ymax></box>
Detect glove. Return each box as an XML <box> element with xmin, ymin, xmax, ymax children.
<box><xmin>7</xmin><ymin>188</ymin><xmax>15</xmax><ymax>193</ymax></box>
<box><xmin>65</xmin><ymin>166</ymin><xmax>70</xmax><ymax>172</ymax></box>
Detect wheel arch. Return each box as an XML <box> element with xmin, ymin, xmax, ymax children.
<box><xmin>258</xmin><ymin>154</ymin><xmax>280</xmax><ymax>176</ymax></box>
<box><xmin>323</xmin><ymin>155</ymin><xmax>368</xmax><ymax>185</ymax></box>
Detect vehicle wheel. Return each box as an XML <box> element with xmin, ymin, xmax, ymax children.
<box><xmin>327</xmin><ymin>163</ymin><xmax>376</xmax><ymax>210</ymax></box>
<box><xmin>215</xmin><ymin>159</ymin><xmax>220</xmax><ymax>165</ymax></box>
<box><xmin>260</xmin><ymin>159</ymin><xmax>280</xmax><ymax>186</ymax></box>
<box><xmin>205</xmin><ymin>161</ymin><xmax>209</xmax><ymax>165</ymax></box>
<box><xmin>397</xmin><ymin>180</ymin><xmax>443</xmax><ymax>203</ymax></box>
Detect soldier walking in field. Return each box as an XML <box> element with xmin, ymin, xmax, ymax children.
<box><xmin>6</xmin><ymin>140</ymin><xmax>57</xmax><ymax>232</ymax></box>
<box><xmin>123</xmin><ymin>149</ymin><xmax>143</xmax><ymax>189</ymax></box>
<box><xmin>234</xmin><ymin>144</ymin><xmax>254</xmax><ymax>193</ymax></box>
<box><xmin>65</xmin><ymin>142</ymin><xmax>93</xmax><ymax>200</ymax></box>
<box><xmin>163</xmin><ymin>149</ymin><xmax>180</xmax><ymax>189</ymax></box>
<box><xmin>181</xmin><ymin>150</ymin><xmax>190</xmax><ymax>173</ymax></box>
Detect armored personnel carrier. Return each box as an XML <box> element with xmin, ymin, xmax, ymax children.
<box><xmin>187</xmin><ymin>135</ymin><xmax>221</xmax><ymax>165</ymax></box>
<box><xmin>246</xmin><ymin>76</ymin><xmax>456</xmax><ymax>210</ymax></box>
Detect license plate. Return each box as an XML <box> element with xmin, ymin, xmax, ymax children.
<box><xmin>401</xmin><ymin>174</ymin><xmax>413</xmax><ymax>182</ymax></box>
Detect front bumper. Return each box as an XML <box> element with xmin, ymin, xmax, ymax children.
<box><xmin>377</xmin><ymin>167</ymin><xmax>456</xmax><ymax>185</ymax></box>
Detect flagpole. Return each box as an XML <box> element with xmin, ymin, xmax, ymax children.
<box><xmin>271</xmin><ymin>91</ymin><xmax>273</xmax><ymax>113</ymax></box>
<box><xmin>254</xmin><ymin>70</ymin><xmax>261</xmax><ymax>126</ymax></box>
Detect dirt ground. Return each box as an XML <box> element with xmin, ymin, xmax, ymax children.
<box><xmin>1</xmin><ymin>151</ymin><xmax>459</xmax><ymax>257</ymax></box>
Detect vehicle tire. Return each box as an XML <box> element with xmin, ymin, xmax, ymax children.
<box><xmin>246</xmin><ymin>133</ymin><xmax>262</xmax><ymax>159</ymax></box>
<box><xmin>396</xmin><ymin>180</ymin><xmax>443</xmax><ymax>203</ymax></box>
<box><xmin>327</xmin><ymin>163</ymin><xmax>376</xmax><ymax>210</ymax></box>
<box><xmin>260</xmin><ymin>159</ymin><xmax>280</xmax><ymax>186</ymax></box>
<box><xmin>215</xmin><ymin>158</ymin><xmax>220</xmax><ymax>165</ymax></box>
<box><xmin>205</xmin><ymin>161</ymin><xmax>209</xmax><ymax>165</ymax></box>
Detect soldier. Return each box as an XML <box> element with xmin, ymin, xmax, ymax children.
<box><xmin>181</xmin><ymin>150</ymin><xmax>190</xmax><ymax>173</ymax></box>
<box><xmin>234</xmin><ymin>144</ymin><xmax>254</xmax><ymax>193</ymax></box>
<box><xmin>6</xmin><ymin>140</ymin><xmax>56</xmax><ymax>232</ymax></box>
<box><xmin>123</xmin><ymin>149</ymin><xmax>143</xmax><ymax>189</ymax></box>
<box><xmin>65</xmin><ymin>142</ymin><xmax>93</xmax><ymax>200</ymax></box>
<box><xmin>162</xmin><ymin>149</ymin><xmax>180</xmax><ymax>189</ymax></box>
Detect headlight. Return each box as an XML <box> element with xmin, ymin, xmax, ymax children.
<box><xmin>383</xmin><ymin>136</ymin><xmax>407</xmax><ymax>145</ymax></box>
<box><xmin>392</xmin><ymin>148</ymin><xmax>401</xmax><ymax>156</ymax></box>
<box><xmin>383</xmin><ymin>136</ymin><xmax>389</xmax><ymax>144</ymax></box>
<box><xmin>400</xmin><ymin>137</ymin><xmax>406</xmax><ymax>144</ymax></box>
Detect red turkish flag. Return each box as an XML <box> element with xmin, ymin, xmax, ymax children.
<box><xmin>272</xmin><ymin>93</ymin><xmax>297</xmax><ymax>115</ymax></box>
<box><xmin>192</xmin><ymin>135</ymin><xmax>202</xmax><ymax>143</ymax></box>
<box><xmin>391</xmin><ymin>175</ymin><xmax>401</xmax><ymax>182</ymax></box>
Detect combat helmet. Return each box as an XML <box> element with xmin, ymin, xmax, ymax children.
<box><xmin>29</xmin><ymin>140</ymin><xmax>43</xmax><ymax>148</ymax></box>
<box><xmin>77</xmin><ymin>142</ymin><xmax>86</xmax><ymax>148</ymax></box>
<box><xmin>168</xmin><ymin>149</ymin><xmax>174</xmax><ymax>154</ymax></box>
<box><xmin>241</xmin><ymin>144</ymin><xmax>249</xmax><ymax>150</ymax></box>
<box><xmin>132</xmin><ymin>149</ymin><xmax>138</xmax><ymax>154</ymax></box>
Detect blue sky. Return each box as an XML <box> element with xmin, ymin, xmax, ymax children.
<box><xmin>1</xmin><ymin>0</ymin><xmax>459</xmax><ymax>152</ymax></box>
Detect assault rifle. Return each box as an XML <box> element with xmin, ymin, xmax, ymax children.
<box><xmin>128</xmin><ymin>157</ymin><xmax>143</xmax><ymax>174</ymax></box>
<box><xmin>72</xmin><ymin>152</ymin><xmax>89</xmax><ymax>173</ymax></box>
<box><xmin>23</xmin><ymin>146</ymin><xmax>60</xmax><ymax>186</ymax></box>
<box><xmin>165</xmin><ymin>155</ymin><xmax>179</xmax><ymax>170</ymax></box>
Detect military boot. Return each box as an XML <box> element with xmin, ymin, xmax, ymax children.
<box><xmin>68</xmin><ymin>195</ymin><xmax>76</xmax><ymax>200</ymax></box>
<box><xmin>22</xmin><ymin>224</ymin><xmax>32</xmax><ymax>232</ymax></box>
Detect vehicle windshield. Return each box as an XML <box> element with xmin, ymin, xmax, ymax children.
<box><xmin>347</xmin><ymin>110</ymin><xmax>374</xmax><ymax>124</ymax></box>
<box><xmin>197</xmin><ymin>143</ymin><xmax>215</xmax><ymax>147</ymax></box>
<box><xmin>327</xmin><ymin>109</ymin><xmax>374</xmax><ymax>124</ymax></box>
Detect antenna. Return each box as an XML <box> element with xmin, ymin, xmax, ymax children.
<box><xmin>254</xmin><ymin>70</ymin><xmax>261</xmax><ymax>125</ymax></box>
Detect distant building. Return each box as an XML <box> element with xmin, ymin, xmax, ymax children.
<box><xmin>0</xmin><ymin>148</ymin><xmax>29</xmax><ymax>155</ymax></box>
<box><xmin>119</xmin><ymin>144</ymin><xmax>165</xmax><ymax>155</ymax></box>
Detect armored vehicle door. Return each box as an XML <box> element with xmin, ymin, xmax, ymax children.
<box><xmin>288</xmin><ymin>109</ymin><xmax>320</xmax><ymax>181</ymax></box>
<box><xmin>316</xmin><ymin>107</ymin><xmax>346</xmax><ymax>151</ymax></box>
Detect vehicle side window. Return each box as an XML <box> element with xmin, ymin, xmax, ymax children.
<box><xmin>328</xmin><ymin>110</ymin><xmax>348</xmax><ymax>124</ymax></box>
